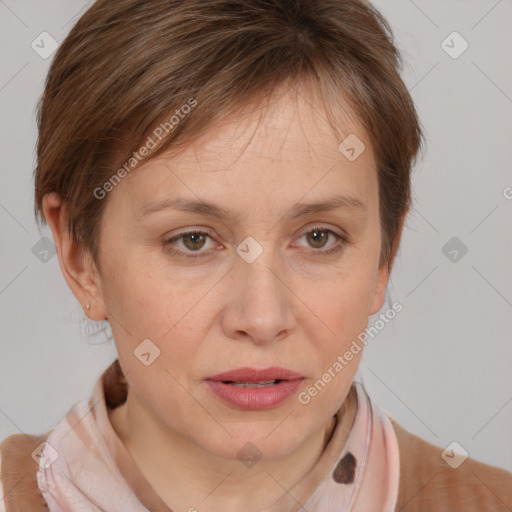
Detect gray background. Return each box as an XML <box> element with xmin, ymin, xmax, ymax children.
<box><xmin>1</xmin><ymin>0</ymin><xmax>511</xmax><ymax>473</ymax></box>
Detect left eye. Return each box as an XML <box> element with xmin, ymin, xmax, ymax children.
<box><xmin>295</xmin><ymin>226</ymin><xmax>345</xmax><ymax>253</ymax></box>
<box><xmin>163</xmin><ymin>226</ymin><xmax>347</xmax><ymax>259</ymax></box>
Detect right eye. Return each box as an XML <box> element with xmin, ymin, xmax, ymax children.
<box><xmin>162</xmin><ymin>229</ymin><xmax>221</xmax><ymax>259</ymax></box>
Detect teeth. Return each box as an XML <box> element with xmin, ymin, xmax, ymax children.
<box><xmin>227</xmin><ymin>380</ymin><xmax>279</xmax><ymax>388</ymax></box>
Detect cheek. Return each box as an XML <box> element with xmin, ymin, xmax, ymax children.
<box><xmin>99</xmin><ymin>253</ymin><xmax>178</xmax><ymax>343</ymax></box>
<box><xmin>298</xmin><ymin>272</ymin><xmax>374</xmax><ymax>412</ymax></box>
<box><xmin>314</xmin><ymin>257</ymin><xmax>377</xmax><ymax>330</ymax></box>
<box><xmin>100</xmin><ymin>254</ymin><xmax>213</xmax><ymax>381</ymax></box>
<box><xmin>298</xmin><ymin>256</ymin><xmax>377</xmax><ymax>391</ymax></box>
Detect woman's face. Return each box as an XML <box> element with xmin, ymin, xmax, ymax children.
<box><xmin>93</xmin><ymin>88</ymin><xmax>389</xmax><ymax>461</ymax></box>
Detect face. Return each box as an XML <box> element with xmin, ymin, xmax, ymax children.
<box><xmin>85</xmin><ymin>86</ymin><xmax>389</xmax><ymax>461</ymax></box>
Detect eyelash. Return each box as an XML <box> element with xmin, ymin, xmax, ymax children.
<box><xmin>162</xmin><ymin>226</ymin><xmax>349</xmax><ymax>260</ymax></box>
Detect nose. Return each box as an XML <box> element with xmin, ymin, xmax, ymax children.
<box><xmin>220</xmin><ymin>243</ymin><xmax>296</xmax><ymax>346</ymax></box>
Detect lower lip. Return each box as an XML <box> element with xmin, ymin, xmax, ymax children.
<box><xmin>205</xmin><ymin>379</ymin><xmax>303</xmax><ymax>410</ymax></box>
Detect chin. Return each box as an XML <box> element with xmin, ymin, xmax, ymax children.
<box><xmin>212</xmin><ymin>439</ymin><xmax>293</xmax><ymax>464</ymax></box>
<box><xmin>199</xmin><ymin>422</ymin><xmax>309</xmax><ymax>463</ymax></box>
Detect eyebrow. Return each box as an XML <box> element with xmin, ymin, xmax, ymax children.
<box><xmin>137</xmin><ymin>194</ymin><xmax>367</xmax><ymax>221</ymax></box>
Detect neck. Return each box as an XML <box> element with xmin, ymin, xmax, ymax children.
<box><xmin>109</xmin><ymin>390</ymin><xmax>342</xmax><ymax>512</ymax></box>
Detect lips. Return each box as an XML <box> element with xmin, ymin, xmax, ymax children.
<box><xmin>206</xmin><ymin>366</ymin><xmax>304</xmax><ymax>383</ymax></box>
<box><xmin>205</xmin><ymin>367</ymin><xmax>304</xmax><ymax>410</ymax></box>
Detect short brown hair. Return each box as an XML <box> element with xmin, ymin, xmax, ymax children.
<box><xmin>34</xmin><ymin>0</ymin><xmax>423</xmax><ymax>272</ymax></box>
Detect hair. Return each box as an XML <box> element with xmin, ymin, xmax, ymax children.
<box><xmin>33</xmin><ymin>0</ymin><xmax>423</xmax><ymax>274</ymax></box>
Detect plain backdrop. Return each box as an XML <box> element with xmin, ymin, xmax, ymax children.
<box><xmin>0</xmin><ymin>0</ymin><xmax>511</xmax><ymax>473</ymax></box>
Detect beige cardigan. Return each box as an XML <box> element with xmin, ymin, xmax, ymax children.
<box><xmin>1</xmin><ymin>361</ymin><xmax>511</xmax><ymax>511</ymax></box>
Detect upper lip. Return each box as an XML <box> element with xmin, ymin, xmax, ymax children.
<box><xmin>206</xmin><ymin>367</ymin><xmax>304</xmax><ymax>382</ymax></box>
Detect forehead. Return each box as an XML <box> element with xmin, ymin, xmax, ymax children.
<box><xmin>109</xmin><ymin>86</ymin><xmax>378</xmax><ymax>221</ymax></box>
<box><xmin>177</xmin><ymin>84</ymin><xmax>371</xmax><ymax>169</ymax></box>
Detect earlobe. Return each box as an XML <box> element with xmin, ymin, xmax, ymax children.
<box><xmin>42</xmin><ymin>192</ymin><xmax>107</xmax><ymax>321</ymax></box>
<box><xmin>368</xmin><ymin>263</ymin><xmax>389</xmax><ymax>316</ymax></box>
<box><xmin>368</xmin><ymin>212</ymin><xmax>407</xmax><ymax>316</ymax></box>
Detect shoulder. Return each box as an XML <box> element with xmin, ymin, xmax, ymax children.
<box><xmin>0</xmin><ymin>451</ymin><xmax>5</xmax><ymax>512</ymax></box>
<box><xmin>389</xmin><ymin>416</ymin><xmax>512</xmax><ymax>511</ymax></box>
<box><xmin>0</xmin><ymin>432</ymin><xmax>52</xmax><ymax>511</ymax></box>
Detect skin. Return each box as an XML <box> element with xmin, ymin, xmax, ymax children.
<box><xmin>43</xmin><ymin>84</ymin><xmax>403</xmax><ymax>512</ymax></box>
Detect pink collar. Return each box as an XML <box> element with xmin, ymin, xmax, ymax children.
<box><xmin>36</xmin><ymin>364</ymin><xmax>399</xmax><ymax>511</ymax></box>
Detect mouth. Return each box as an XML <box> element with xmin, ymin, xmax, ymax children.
<box><xmin>221</xmin><ymin>379</ymin><xmax>285</xmax><ymax>388</ymax></box>
<box><xmin>206</xmin><ymin>366</ymin><xmax>304</xmax><ymax>383</ymax></box>
<box><xmin>204</xmin><ymin>367</ymin><xmax>304</xmax><ymax>410</ymax></box>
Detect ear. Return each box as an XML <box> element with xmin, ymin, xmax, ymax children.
<box><xmin>368</xmin><ymin>213</ymin><xmax>406</xmax><ymax>316</ymax></box>
<box><xmin>42</xmin><ymin>192</ymin><xmax>107</xmax><ymax>321</ymax></box>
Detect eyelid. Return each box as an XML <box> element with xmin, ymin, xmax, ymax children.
<box><xmin>295</xmin><ymin>223</ymin><xmax>349</xmax><ymax>243</ymax></box>
<box><xmin>163</xmin><ymin>225</ymin><xmax>349</xmax><ymax>259</ymax></box>
<box><xmin>292</xmin><ymin>225</ymin><xmax>349</xmax><ymax>254</ymax></box>
<box><xmin>164</xmin><ymin>227</ymin><xmax>220</xmax><ymax>251</ymax></box>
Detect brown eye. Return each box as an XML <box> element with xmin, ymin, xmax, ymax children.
<box><xmin>163</xmin><ymin>229</ymin><xmax>217</xmax><ymax>259</ymax></box>
<box><xmin>295</xmin><ymin>226</ymin><xmax>348</xmax><ymax>257</ymax></box>
<box><xmin>182</xmin><ymin>232</ymin><xmax>207</xmax><ymax>251</ymax></box>
<box><xmin>163</xmin><ymin>226</ymin><xmax>348</xmax><ymax>261</ymax></box>
<box><xmin>306</xmin><ymin>228</ymin><xmax>330</xmax><ymax>249</ymax></box>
